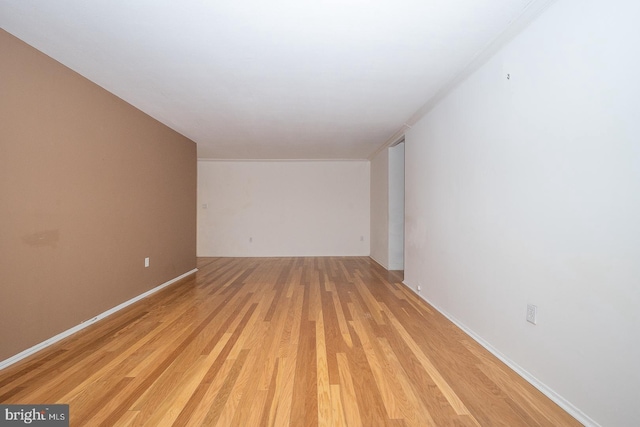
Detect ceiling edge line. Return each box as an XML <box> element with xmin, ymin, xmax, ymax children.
<box><xmin>367</xmin><ymin>125</ymin><xmax>410</xmax><ymax>160</ymax></box>
<box><xmin>406</xmin><ymin>0</ymin><xmax>557</xmax><ymax>126</ymax></box>
<box><xmin>366</xmin><ymin>0</ymin><xmax>557</xmax><ymax>161</ymax></box>
<box><xmin>197</xmin><ymin>158</ymin><xmax>370</xmax><ymax>163</ymax></box>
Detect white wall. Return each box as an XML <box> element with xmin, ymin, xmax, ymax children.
<box><xmin>371</xmin><ymin>144</ymin><xmax>405</xmax><ymax>270</ymax></box>
<box><xmin>370</xmin><ymin>150</ymin><xmax>389</xmax><ymax>268</ymax></box>
<box><xmin>388</xmin><ymin>143</ymin><xmax>405</xmax><ymax>270</ymax></box>
<box><xmin>198</xmin><ymin>161</ymin><xmax>370</xmax><ymax>257</ymax></box>
<box><xmin>404</xmin><ymin>1</ymin><xmax>640</xmax><ymax>426</ymax></box>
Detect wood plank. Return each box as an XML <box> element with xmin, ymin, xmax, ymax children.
<box><xmin>0</xmin><ymin>257</ymin><xmax>581</xmax><ymax>427</ymax></box>
<box><xmin>316</xmin><ymin>311</ymin><xmax>332</xmax><ymax>426</ymax></box>
<box><xmin>336</xmin><ymin>352</ymin><xmax>362</xmax><ymax>427</ymax></box>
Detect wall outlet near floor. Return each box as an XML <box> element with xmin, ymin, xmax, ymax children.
<box><xmin>526</xmin><ymin>304</ymin><xmax>537</xmax><ymax>324</ymax></box>
<box><xmin>144</xmin><ymin>257</ymin><xmax>150</xmax><ymax>268</ymax></box>
<box><xmin>416</xmin><ymin>284</ymin><xmax>422</xmax><ymax>293</ymax></box>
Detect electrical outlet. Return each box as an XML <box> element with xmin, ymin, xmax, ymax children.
<box><xmin>526</xmin><ymin>304</ymin><xmax>537</xmax><ymax>324</ymax></box>
<box><xmin>417</xmin><ymin>284</ymin><xmax>422</xmax><ymax>293</ymax></box>
<box><xmin>144</xmin><ymin>257</ymin><xmax>150</xmax><ymax>268</ymax></box>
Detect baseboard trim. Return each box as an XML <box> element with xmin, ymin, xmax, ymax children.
<box><xmin>402</xmin><ymin>281</ymin><xmax>600</xmax><ymax>427</ymax></box>
<box><xmin>368</xmin><ymin>255</ymin><xmax>389</xmax><ymax>270</ymax></box>
<box><xmin>0</xmin><ymin>268</ymin><xmax>198</xmax><ymax>371</ymax></box>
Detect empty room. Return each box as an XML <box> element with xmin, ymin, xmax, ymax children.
<box><xmin>1</xmin><ymin>0</ymin><xmax>638</xmax><ymax>426</ymax></box>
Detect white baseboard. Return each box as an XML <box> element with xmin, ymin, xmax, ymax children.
<box><xmin>402</xmin><ymin>281</ymin><xmax>599</xmax><ymax>427</ymax></box>
<box><xmin>0</xmin><ymin>268</ymin><xmax>198</xmax><ymax>371</ymax></box>
<box><xmin>369</xmin><ymin>255</ymin><xmax>390</xmax><ymax>270</ymax></box>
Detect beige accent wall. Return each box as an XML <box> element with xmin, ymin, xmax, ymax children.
<box><xmin>0</xmin><ymin>30</ymin><xmax>197</xmax><ymax>362</ymax></box>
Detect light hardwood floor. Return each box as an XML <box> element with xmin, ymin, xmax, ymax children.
<box><xmin>0</xmin><ymin>257</ymin><xmax>580</xmax><ymax>426</ymax></box>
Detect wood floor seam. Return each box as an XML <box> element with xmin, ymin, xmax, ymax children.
<box><xmin>0</xmin><ymin>257</ymin><xmax>581</xmax><ymax>426</ymax></box>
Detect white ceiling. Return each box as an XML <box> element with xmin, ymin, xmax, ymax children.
<box><xmin>1</xmin><ymin>1</ymin><xmax>543</xmax><ymax>159</ymax></box>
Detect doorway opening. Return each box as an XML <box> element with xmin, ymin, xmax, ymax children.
<box><xmin>388</xmin><ymin>141</ymin><xmax>405</xmax><ymax>271</ymax></box>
